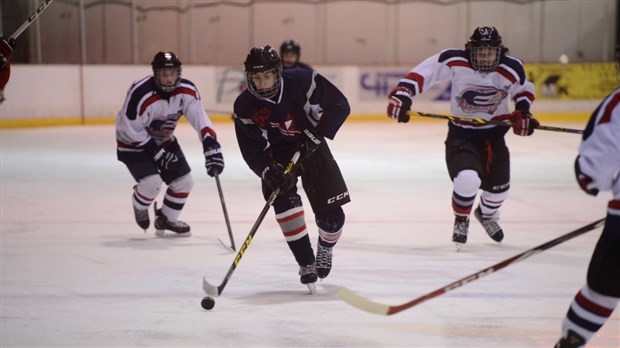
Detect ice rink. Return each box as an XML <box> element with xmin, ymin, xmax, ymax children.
<box><xmin>1</xmin><ymin>120</ymin><xmax>618</xmax><ymax>347</ymax></box>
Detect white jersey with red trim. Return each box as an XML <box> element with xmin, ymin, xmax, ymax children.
<box><xmin>396</xmin><ymin>48</ymin><xmax>536</xmax><ymax>130</ymax></box>
<box><xmin>115</xmin><ymin>76</ymin><xmax>215</xmax><ymax>152</ymax></box>
<box><xmin>578</xmin><ymin>87</ymin><xmax>620</xmax><ymax>194</ymax></box>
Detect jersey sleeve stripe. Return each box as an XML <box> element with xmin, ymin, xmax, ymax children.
<box><xmin>139</xmin><ymin>94</ymin><xmax>162</xmax><ymax>116</ymax></box>
<box><xmin>126</xmin><ymin>77</ymin><xmax>155</xmax><ymax>120</ymax></box>
<box><xmin>172</xmin><ymin>86</ymin><xmax>198</xmax><ymax>99</ymax></box>
<box><xmin>303</xmin><ymin>71</ymin><xmax>319</xmax><ymax>127</ymax></box>
<box><xmin>447</xmin><ymin>60</ymin><xmax>471</xmax><ymax>69</ymax></box>
<box><xmin>495</xmin><ymin>66</ymin><xmax>517</xmax><ymax>84</ymax></box>
<box><xmin>400</xmin><ymin>72</ymin><xmax>424</xmax><ymax>95</ymax></box>
<box><xmin>599</xmin><ymin>91</ymin><xmax>620</xmax><ymax>124</ymax></box>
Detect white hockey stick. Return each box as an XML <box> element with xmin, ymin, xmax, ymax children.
<box><xmin>338</xmin><ymin>218</ymin><xmax>605</xmax><ymax>315</ymax></box>
<box><xmin>9</xmin><ymin>0</ymin><xmax>55</xmax><ymax>41</ymax></box>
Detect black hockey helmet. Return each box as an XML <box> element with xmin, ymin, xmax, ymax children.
<box><xmin>280</xmin><ymin>39</ymin><xmax>301</xmax><ymax>56</ymax></box>
<box><xmin>151</xmin><ymin>51</ymin><xmax>182</xmax><ymax>93</ymax></box>
<box><xmin>465</xmin><ymin>27</ymin><xmax>507</xmax><ymax>72</ymax></box>
<box><xmin>244</xmin><ymin>45</ymin><xmax>282</xmax><ymax>99</ymax></box>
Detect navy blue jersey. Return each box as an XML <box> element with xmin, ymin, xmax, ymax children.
<box><xmin>282</xmin><ymin>61</ymin><xmax>313</xmax><ymax>71</ymax></box>
<box><xmin>234</xmin><ymin>68</ymin><xmax>350</xmax><ymax>175</ymax></box>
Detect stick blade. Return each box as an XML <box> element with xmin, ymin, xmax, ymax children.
<box><xmin>337</xmin><ymin>288</ymin><xmax>391</xmax><ymax>316</ymax></box>
<box><xmin>203</xmin><ymin>276</ymin><xmax>220</xmax><ymax>297</ymax></box>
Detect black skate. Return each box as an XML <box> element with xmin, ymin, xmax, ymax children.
<box><xmin>153</xmin><ymin>203</ymin><xmax>191</xmax><ymax>237</ymax></box>
<box><xmin>299</xmin><ymin>263</ymin><xmax>317</xmax><ymax>294</ymax></box>
<box><xmin>452</xmin><ymin>215</ymin><xmax>469</xmax><ymax>251</ymax></box>
<box><xmin>133</xmin><ymin>205</ymin><xmax>149</xmax><ymax>231</ymax></box>
<box><xmin>316</xmin><ymin>244</ymin><xmax>333</xmax><ymax>279</ymax></box>
<box><xmin>474</xmin><ymin>207</ymin><xmax>504</xmax><ymax>242</ymax></box>
<box><xmin>554</xmin><ymin>330</ymin><xmax>585</xmax><ymax>348</ymax></box>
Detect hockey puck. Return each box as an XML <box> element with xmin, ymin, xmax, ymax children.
<box><xmin>201</xmin><ymin>296</ymin><xmax>215</xmax><ymax>310</ymax></box>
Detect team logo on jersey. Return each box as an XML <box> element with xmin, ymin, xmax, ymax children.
<box><xmin>147</xmin><ymin>111</ymin><xmax>182</xmax><ymax>140</ymax></box>
<box><xmin>456</xmin><ymin>86</ymin><xmax>507</xmax><ymax>114</ymax></box>
<box><xmin>270</xmin><ymin>113</ymin><xmax>300</xmax><ymax>137</ymax></box>
<box><xmin>251</xmin><ymin>107</ymin><xmax>271</xmax><ymax>128</ymax></box>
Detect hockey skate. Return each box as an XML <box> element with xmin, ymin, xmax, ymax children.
<box><xmin>554</xmin><ymin>330</ymin><xmax>585</xmax><ymax>348</ymax></box>
<box><xmin>299</xmin><ymin>263</ymin><xmax>317</xmax><ymax>294</ymax></box>
<box><xmin>474</xmin><ymin>207</ymin><xmax>504</xmax><ymax>242</ymax></box>
<box><xmin>316</xmin><ymin>244</ymin><xmax>333</xmax><ymax>279</ymax></box>
<box><xmin>153</xmin><ymin>203</ymin><xmax>191</xmax><ymax>237</ymax></box>
<box><xmin>452</xmin><ymin>215</ymin><xmax>469</xmax><ymax>251</ymax></box>
<box><xmin>133</xmin><ymin>205</ymin><xmax>149</xmax><ymax>231</ymax></box>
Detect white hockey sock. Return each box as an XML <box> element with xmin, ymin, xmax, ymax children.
<box><xmin>276</xmin><ymin>206</ymin><xmax>308</xmax><ymax>242</ymax></box>
<box><xmin>561</xmin><ymin>285</ymin><xmax>619</xmax><ymax>345</ymax></box>
<box><xmin>479</xmin><ymin>190</ymin><xmax>508</xmax><ymax>217</ymax></box>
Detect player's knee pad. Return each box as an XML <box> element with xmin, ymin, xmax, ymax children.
<box><xmin>136</xmin><ymin>174</ymin><xmax>163</xmax><ymax>198</ymax></box>
<box><xmin>453</xmin><ymin>169</ymin><xmax>481</xmax><ymax>196</ymax></box>
<box><xmin>315</xmin><ymin>207</ymin><xmax>345</xmax><ymax>232</ymax></box>
<box><xmin>273</xmin><ymin>194</ymin><xmax>302</xmax><ymax>214</ymax></box>
<box><xmin>168</xmin><ymin>173</ymin><xmax>193</xmax><ymax>193</ymax></box>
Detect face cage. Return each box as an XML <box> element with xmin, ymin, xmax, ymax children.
<box><xmin>470</xmin><ymin>46</ymin><xmax>501</xmax><ymax>73</ymax></box>
<box><xmin>246</xmin><ymin>66</ymin><xmax>281</xmax><ymax>100</ymax></box>
<box><xmin>154</xmin><ymin>67</ymin><xmax>182</xmax><ymax>93</ymax></box>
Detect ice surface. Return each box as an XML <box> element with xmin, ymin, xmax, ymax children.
<box><xmin>1</xmin><ymin>121</ymin><xmax>617</xmax><ymax>347</ymax></box>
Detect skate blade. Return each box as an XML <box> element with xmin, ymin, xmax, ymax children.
<box><xmin>454</xmin><ymin>242</ymin><xmax>464</xmax><ymax>252</ymax></box>
<box><xmin>155</xmin><ymin>230</ymin><xmax>192</xmax><ymax>238</ymax></box>
<box><xmin>306</xmin><ymin>282</ymin><xmax>317</xmax><ymax>294</ymax></box>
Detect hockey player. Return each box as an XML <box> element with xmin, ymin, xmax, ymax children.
<box><xmin>280</xmin><ymin>40</ymin><xmax>312</xmax><ymax>70</ymax></box>
<box><xmin>554</xmin><ymin>55</ymin><xmax>620</xmax><ymax>348</ymax></box>
<box><xmin>387</xmin><ymin>26</ymin><xmax>539</xmax><ymax>249</ymax></box>
<box><xmin>116</xmin><ymin>51</ymin><xmax>224</xmax><ymax>237</ymax></box>
<box><xmin>0</xmin><ymin>37</ymin><xmax>16</xmax><ymax>104</ymax></box>
<box><xmin>234</xmin><ymin>45</ymin><xmax>350</xmax><ymax>290</ymax></box>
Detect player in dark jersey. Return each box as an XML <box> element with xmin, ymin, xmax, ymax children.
<box><xmin>234</xmin><ymin>45</ymin><xmax>349</xmax><ymax>292</ymax></box>
<box><xmin>554</xmin><ymin>49</ymin><xmax>620</xmax><ymax>348</ymax></box>
<box><xmin>116</xmin><ymin>51</ymin><xmax>224</xmax><ymax>237</ymax></box>
<box><xmin>280</xmin><ymin>40</ymin><xmax>312</xmax><ymax>70</ymax></box>
<box><xmin>0</xmin><ymin>37</ymin><xmax>16</xmax><ymax>104</ymax></box>
<box><xmin>388</xmin><ymin>26</ymin><xmax>539</xmax><ymax>250</ymax></box>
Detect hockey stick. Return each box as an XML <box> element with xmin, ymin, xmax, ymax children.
<box><xmin>203</xmin><ymin>151</ymin><xmax>301</xmax><ymax>297</ymax></box>
<box><xmin>9</xmin><ymin>0</ymin><xmax>55</xmax><ymax>40</ymax></box>
<box><xmin>338</xmin><ymin>218</ymin><xmax>605</xmax><ymax>315</ymax></box>
<box><xmin>214</xmin><ymin>174</ymin><xmax>236</xmax><ymax>251</ymax></box>
<box><xmin>409</xmin><ymin>111</ymin><xmax>584</xmax><ymax>134</ymax></box>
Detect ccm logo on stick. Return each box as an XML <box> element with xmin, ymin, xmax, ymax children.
<box><xmin>327</xmin><ymin>191</ymin><xmax>349</xmax><ymax>204</ymax></box>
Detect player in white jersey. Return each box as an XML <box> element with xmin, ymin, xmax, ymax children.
<box><xmin>387</xmin><ymin>27</ymin><xmax>539</xmax><ymax>249</ymax></box>
<box><xmin>116</xmin><ymin>51</ymin><xmax>224</xmax><ymax>237</ymax></box>
<box><xmin>554</xmin><ymin>52</ymin><xmax>620</xmax><ymax>347</ymax></box>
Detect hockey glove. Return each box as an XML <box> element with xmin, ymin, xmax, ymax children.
<box><xmin>0</xmin><ymin>37</ymin><xmax>15</xmax><ymax>70</ymax></box>
<box><xmin>299</xmin><ymin>128</ymin><xmax>324</xmax><ymax>160</ymax></box>
<box><xmin>153</xmin><ymin>148</ymin><xmax>180</xmax><ymax>171</ymax></box>
<box><xmin>510</xmin><ymin>110</ymin><xmax>539</xmax><ymax>136</ymax></box>
<box><xmin>387</xmin><ymin>86</ymin><xmax>413</xmax><ymax>123</ymax></box>
<box><xmin>262</xmin><ymin>163</ymin><xmax>296</xmax><ymax>193</ymax></box>
<box><xmin>574</xmin><ymin>156</ymin><xmax>599</xmax><ymax>196</ymax></box>
<box><xmin>203</xmin><ymin>137</ymin><xmax>224</xmax><ymax>177</ymax></box>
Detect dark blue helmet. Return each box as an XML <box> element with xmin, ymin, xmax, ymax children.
<box><xmin>151</xmin><ymin>51</ymin><xmax>182</xmax><ymax>93</ymax></box>
<box><xmin>465</xmin><ymin>27</ymin><xmax>506</xmax><ymax>72</ymax></box>
<box><xmin>244</xmin><ymin>46</ymin><xmax>282</xmax><ymax>99</ymax></box>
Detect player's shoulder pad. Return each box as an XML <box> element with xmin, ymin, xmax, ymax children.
<box><xmin>126</xmin><ymin>76</ymin><xmax>156</xmax><ymax>120</ymax></box>
<box><xmin>282</xmin><ymin>68</ymin><xmax>316</xmax><ymax>91</ymax></box>
<box><xmin>498</xmin><ymin>55</ymin><xmax>526</xmax><ymax>84</ymax></box>
<box><xmin>175</xmin><ymin>78</ymin><xmax>200</xmax><ymax>99</ymax></box>
<box><xmin>438</xmin><ymin>49</ymin><xmax>469</xmax><ymax>63</ymax></box>
<box><xmin>438</xmin><ymin>49</ymin><xmax>471</xmax><ymax>69</ymax></box>
<box><xmin>233</xmin><ymin>90</ymin><xmax>259</xmax><ymax>125</ymax></box>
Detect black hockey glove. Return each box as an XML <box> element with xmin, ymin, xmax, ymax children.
<box><xmin>387</xmin><ymin>86</ymin><xmax>413</xmax><ymax>123</ymax></box>
<box><xmin>203</xmin><ymin>137</ymin><xmax>224</xmax><ymax>177</ymax></box>
<box><xmin>153</xmin><ymin>147</ymin><xmax>180</xmax><ymax>171</ymax></box>
<box><xmin>262</xmin><ymin>163</ymin><xmax>296</xmax><ymax>192</ymax></box>
<box><xmin>299</xmin><ymin>128</ymin><xmax>324</xmax><ymax>160</ymax></box>
<box><xmin>574</xmin><ymin>156</ymin><xmax>599</xmax><ymax>196</ymax></box>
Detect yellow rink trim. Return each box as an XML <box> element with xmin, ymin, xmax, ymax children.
<box><xmin>0</xmin><ymin>112</ymin><xmax>590</xmax><ymax>129</ymax></box>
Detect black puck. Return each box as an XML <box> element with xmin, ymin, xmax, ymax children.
<box><xmin>201</xmin><ymin>296</ymin><xmax>215</xmax><ymax>310</ymax></box>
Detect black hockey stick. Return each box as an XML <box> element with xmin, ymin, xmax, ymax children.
<box><xmin>339</xmin><ymin>218</ymin><xmax>605</xmax><ymax>315</ymax></box>
<box><xmin>203</xmin><ymin>151</ymin><xmax>301</xmax><ymax>297</ymax></box>
<box><xmin>409</xmin><ymin>111</ymin><xmax>584</xmax><ymax>134</ymax></box>
<box><xmin>214</xmin><ymin>174</ymin><xmax>236</xmax><ymax>251</ymax></box>
<box><xmin>9</xmin><ymin>0</ymin><xmax>55</xmax><ymax>40</ymax></box>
